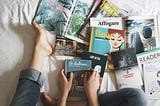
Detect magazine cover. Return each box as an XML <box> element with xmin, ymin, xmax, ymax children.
<box><xmin>89</xmin><ymin>27</ymin><xmax>125</xmax><ymax>55</ymax></box>
<box><xmin>136</xmin><ymin>47</ymin><xmax>160</xmax><ymax>99</ymax></box>
<box><xmin>125</xmin><ymin>16</ymin><xmax>160</xmax><ymax>54</ymax></box>
<box><xmin>65</xmin><ymin>59</ymin><xmax>92</xmax><ymax>101</ymax></box>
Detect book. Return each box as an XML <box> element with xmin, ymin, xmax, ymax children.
<box><xmin>34</xmin><ymin>0</ymin><xmax>95</xmax><ymax>44</ymax></box>
<box><xmin>125</xmin><ymin>15</ymin><xmax>160</xmax><ymax>54</ymax></box>
<box><xmin>89</xmin><ymin>27</ymin><xmax>125</xmax><ymax>55</ymax></box>
<box><xmin>81</xmin><ymin>51</ymin><xmax>107</xmax><ymax>77</ymax></box>
<box><xmin>111</xmin><ymin>48</ymin><xmax>143</xmax><ymax>89</ymax></box>
<box><xmin>136</xmin><ymin>47</ymin><xmax>160</xmax><ymax>99</ymax></box>
<box><xmin>81</xmin><ymin>51</ymin><xmax>107</xmax><ymax>88</ymax></box>
<box><xmin>65</xmin><ymin>59</ymin><xmax>92</xmax><ymax>101</ymax></box>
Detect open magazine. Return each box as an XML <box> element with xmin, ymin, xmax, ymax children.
<box><xmin>34</xmin><ymin>0</ymin><xmax>95</xmax><ymax>44</ymax></box>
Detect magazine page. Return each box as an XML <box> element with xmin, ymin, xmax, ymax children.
<box><xmin>34</xmin><ymin>0</ymin><xmax>78</xmax><ymax>35</ymax></box>
<box><xmin>65</xmin><ymin>0</ymin><xmax>95</xmax><ymax>43</ymax></box>
<box><xmin>143</xmin><ymin>62</ymin><xmax>160</xmax><ymax>99</ymax></box>
<box><xmin>125</xmin><ymin>15</ymin><xmax>160</xmax><ymax>54</ymax></box>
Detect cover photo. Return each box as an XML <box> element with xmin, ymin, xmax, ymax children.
<box><xmin>125</xmin><ymin>16</ymin><xmax>159</xmax><ymax>54</ymax></box>
<box><xmin>89</xmin><ymin>27</ymin><xmax>124</xmax><ymax>55</ymax></box>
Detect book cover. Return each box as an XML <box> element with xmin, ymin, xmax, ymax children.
<box><xmin>81</xmin><ymin>51</ymin><xmax>107</xmax><ymax>77</ymax></box>
<box><xmin>65</xmin><ymin>59</ymin><xmax>92</xmax><ymax>73</ymax></box>
<box><xmin>111</xmin><ymin>48</ymin><xmax>143</xmax><ymax>89</ymax></box>
<box><xmin>89</xmin><ymin>27</ymin><xmax>125</xmax><ymax>55</ymax></box>
<box><xmin>125</xmin><ymin>16</ymin><xmax>160</xmax><ymax>54</ymax></box>
<box><xmin>65</xmin><ymin>59</ymin><xmax>92</xmax><ymax>101</ymax></box>
<box><xmin>136</xmin><ymin>47</ymin><xmax>160</xmax><ymax>99</ymax></box>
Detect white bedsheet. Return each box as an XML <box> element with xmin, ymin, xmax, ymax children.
<box><xmin>0</xmin><ymin>0</ymin><xmax>160</xmax><ymax>106</ymax></box>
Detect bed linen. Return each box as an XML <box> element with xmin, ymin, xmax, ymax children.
<box><xmin>0</xmin><ymin>0</ymin><xmax>160</xmax><ymax>105</ymax></box>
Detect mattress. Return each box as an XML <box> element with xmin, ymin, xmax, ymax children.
<box><xmin>0</xmin><ymin>0</ymin><xmax>160</xmax><ymax>105</ymax></box>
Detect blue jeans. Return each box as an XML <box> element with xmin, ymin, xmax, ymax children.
<box><xmin>99</xmin><ymin>88</ymin><xmax>147</xmax><ymax>106</ymax></box>
<box><xmin>10</xmin><ymin>68</ymin><xmax>147</xmax><ymax>106</ymax></box>
<box><xmin>10</xmin><ymin>68</ymin><xmax>45</xmax><ymax>106</ymax></box>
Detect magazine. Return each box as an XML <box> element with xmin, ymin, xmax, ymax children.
<box><xmin>125</xmin><ymin>15</ymin><xmax>160</xmax><ymax>54</ymax></box>
<box><xmin>77</xmin><ymin>0</ymin><xmax>128</xmax><ymax>40</ymax></box>
<box><xmin>34</xmin><ymin>0</ymin><xmax>95</xmax><ymax>44</ymax></box>
<box><xmin>136</xmin><ymin>47</ymin><xmax>160</xmax><ymax>99</ymax></box>
<box><xmin>111</xmin><ymin>48</ymin><xmax>143</xmax><ymax>89</ymax></box>
<box><xmin>65</xmin><ymin>59</ymin><xmax>92</xmax><ymax>101</ymax></box>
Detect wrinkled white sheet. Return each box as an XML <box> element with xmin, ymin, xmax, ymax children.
<box><xmin>0</xmin><ymin>0</ymin><xmax>160</xmax><ymax>106</ymax></box>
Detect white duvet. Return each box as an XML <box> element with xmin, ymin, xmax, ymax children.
<box><xmin>0</xmin><ymin>0</ymin><xmax>160</xmax><ymax>106</ymax></box>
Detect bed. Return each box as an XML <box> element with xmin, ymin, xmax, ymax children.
<box><xmin>0</xmin><ymin>0</ymin><xmax>160</xmax><ymax>105</ymax></box>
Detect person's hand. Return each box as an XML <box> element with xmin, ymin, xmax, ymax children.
<box><xmin>84</xmin><ymin>70</ymin><xmax>99</xmax><ymax>96</ymax></box>
<box><xmin>57</xmin><ymin>69</ymin><xmax>73</xmax><ymax>106</ymax></box>
<box><xmin>84</xmin><ymin>70</ymin><xmax>99</xmax><ymax>106</ymax></box>
<box><xmin>32</xmin><ymin>21</ymin><xmax>53</xmax><ymax>57</ymax></box>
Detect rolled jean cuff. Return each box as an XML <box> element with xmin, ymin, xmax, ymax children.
<box><xmin>19</xmin><ymin>68</ymin><xmax>45</xmax><ymax>87</ymax></box>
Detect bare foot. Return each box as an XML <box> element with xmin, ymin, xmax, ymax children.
<box><xmin>32</xmin><ymin>22</ymin><xmax>55</xmax><ymax>56</ymax></box>
<box><xmin>40</xmin><ymin>92</ymin><xmax>57</xmax><ymax>106</ymax></box>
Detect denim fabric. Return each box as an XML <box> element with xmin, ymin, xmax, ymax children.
<box><xmin>99</xmin><ymin>88</ymin><xmax>147</xmax><ymax>106</ymax></box>
<box><xmin>10</xmin><ymin>68</ymin><xmax>45</xmax><ymax>106</ymax></box>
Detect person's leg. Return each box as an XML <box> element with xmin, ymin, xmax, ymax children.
<box><xmin>10</xmin><ymin>22</ymin><xmax>56</xmax><ymax>106</ymax></box>
<box><xmin>99</xmin><ymin>88</ymin><xmax>147</xmax><ymax>106</ymax></box>
<box><xmin>10</xmin><ymin>68</ymin><xmax>45</xmax><ymax>106</ymax></box>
